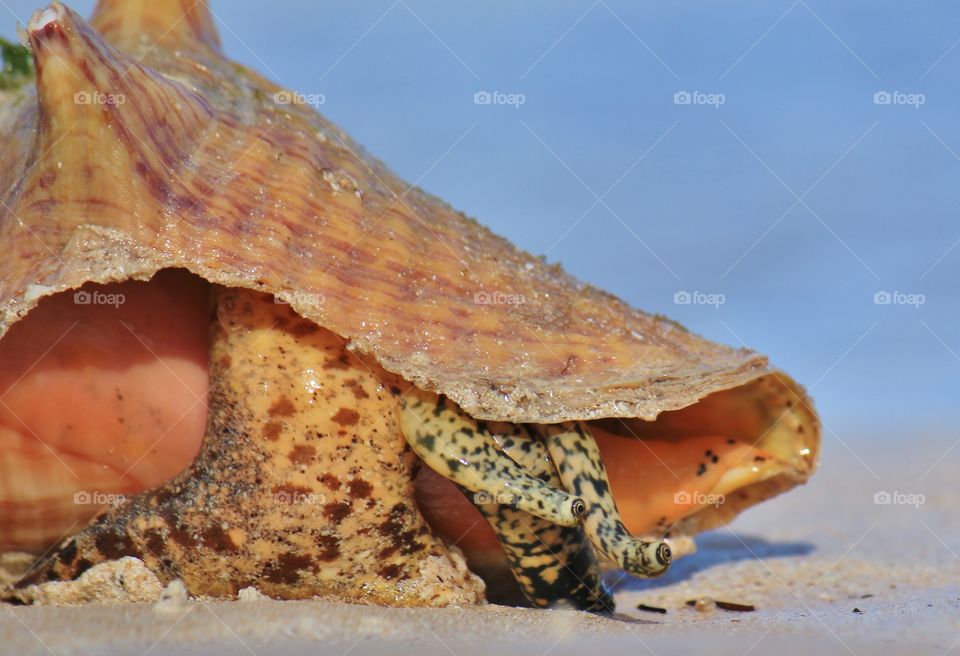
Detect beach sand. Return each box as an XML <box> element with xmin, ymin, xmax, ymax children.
<box><xmin>2</xmin><ymin>438</ymin><xmax>957</xmax><ymax>656</ymax></box>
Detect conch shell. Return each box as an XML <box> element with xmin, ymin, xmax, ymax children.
<box><xmin>0</xmin><ymin>1</ymin><xmax>819</xmax><ymax>608</ymax></box>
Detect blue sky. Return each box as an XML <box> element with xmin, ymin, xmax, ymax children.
<box><xmin>3</xmin><ymin>1</ymin><xmax>959</xmax><ymax>443</ymax></box>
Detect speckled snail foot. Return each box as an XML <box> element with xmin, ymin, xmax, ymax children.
<box><xmin>401</xmin><ymin>394</ymin><xmax>614</xmax><ymax>611</ymax></box>
<box><xmin>400</xmin><ymin>392</ymin><xmax>588</xmax><ymax>528</ymax></box>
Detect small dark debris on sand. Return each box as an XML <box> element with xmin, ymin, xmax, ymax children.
<box><xmin>685</xmin><ymin>598</ymin><xmax>756</xmax><ymax>613</ymax></box>
<box><xmin>635</xmin><ymin>603</ymin><xmax>667</xmax><ymax>614</ymax></box>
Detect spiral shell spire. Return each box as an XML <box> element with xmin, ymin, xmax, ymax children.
<box><xmin>14</xmin><ymin>4</ymin><xmax>214</xmax><ymax>272</ymax></box>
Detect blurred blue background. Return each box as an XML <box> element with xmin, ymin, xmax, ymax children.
<box><xmin>3</xmin><ymin>1</ymin><xmax>957</xmax><ymax>450</ymax></box>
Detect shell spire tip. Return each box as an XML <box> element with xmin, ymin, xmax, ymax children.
<box><xmin>26</xmin><ymin>3</ymin><xmax>67</xmax><ymax>49</ymax></box>
<box><xmin>30</xmin><ymin>6</ymin><xmax>61</xmax><ymax>32</ymax></box>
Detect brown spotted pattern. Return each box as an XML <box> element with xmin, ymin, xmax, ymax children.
<box><xmin>6</xmin><ymin>288</ymin><xmax>483</xmax><ymax>606</ymax></box>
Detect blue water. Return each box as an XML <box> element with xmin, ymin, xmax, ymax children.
<box><xmin>4</xmin><ymin>1</ymin><xmax>958</xmax><ymax>441</ymax></box>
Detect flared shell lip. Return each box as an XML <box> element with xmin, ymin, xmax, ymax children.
<box><xmin>0</xmin><ymin>262</ymin><xmax>775</xmax><ymax>426</ymax></box>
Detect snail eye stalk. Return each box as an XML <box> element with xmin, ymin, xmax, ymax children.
<box><xmin>543</xmin><ymin>424</ymin><xmax>672</xmax><ymax>578</ymax></box>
